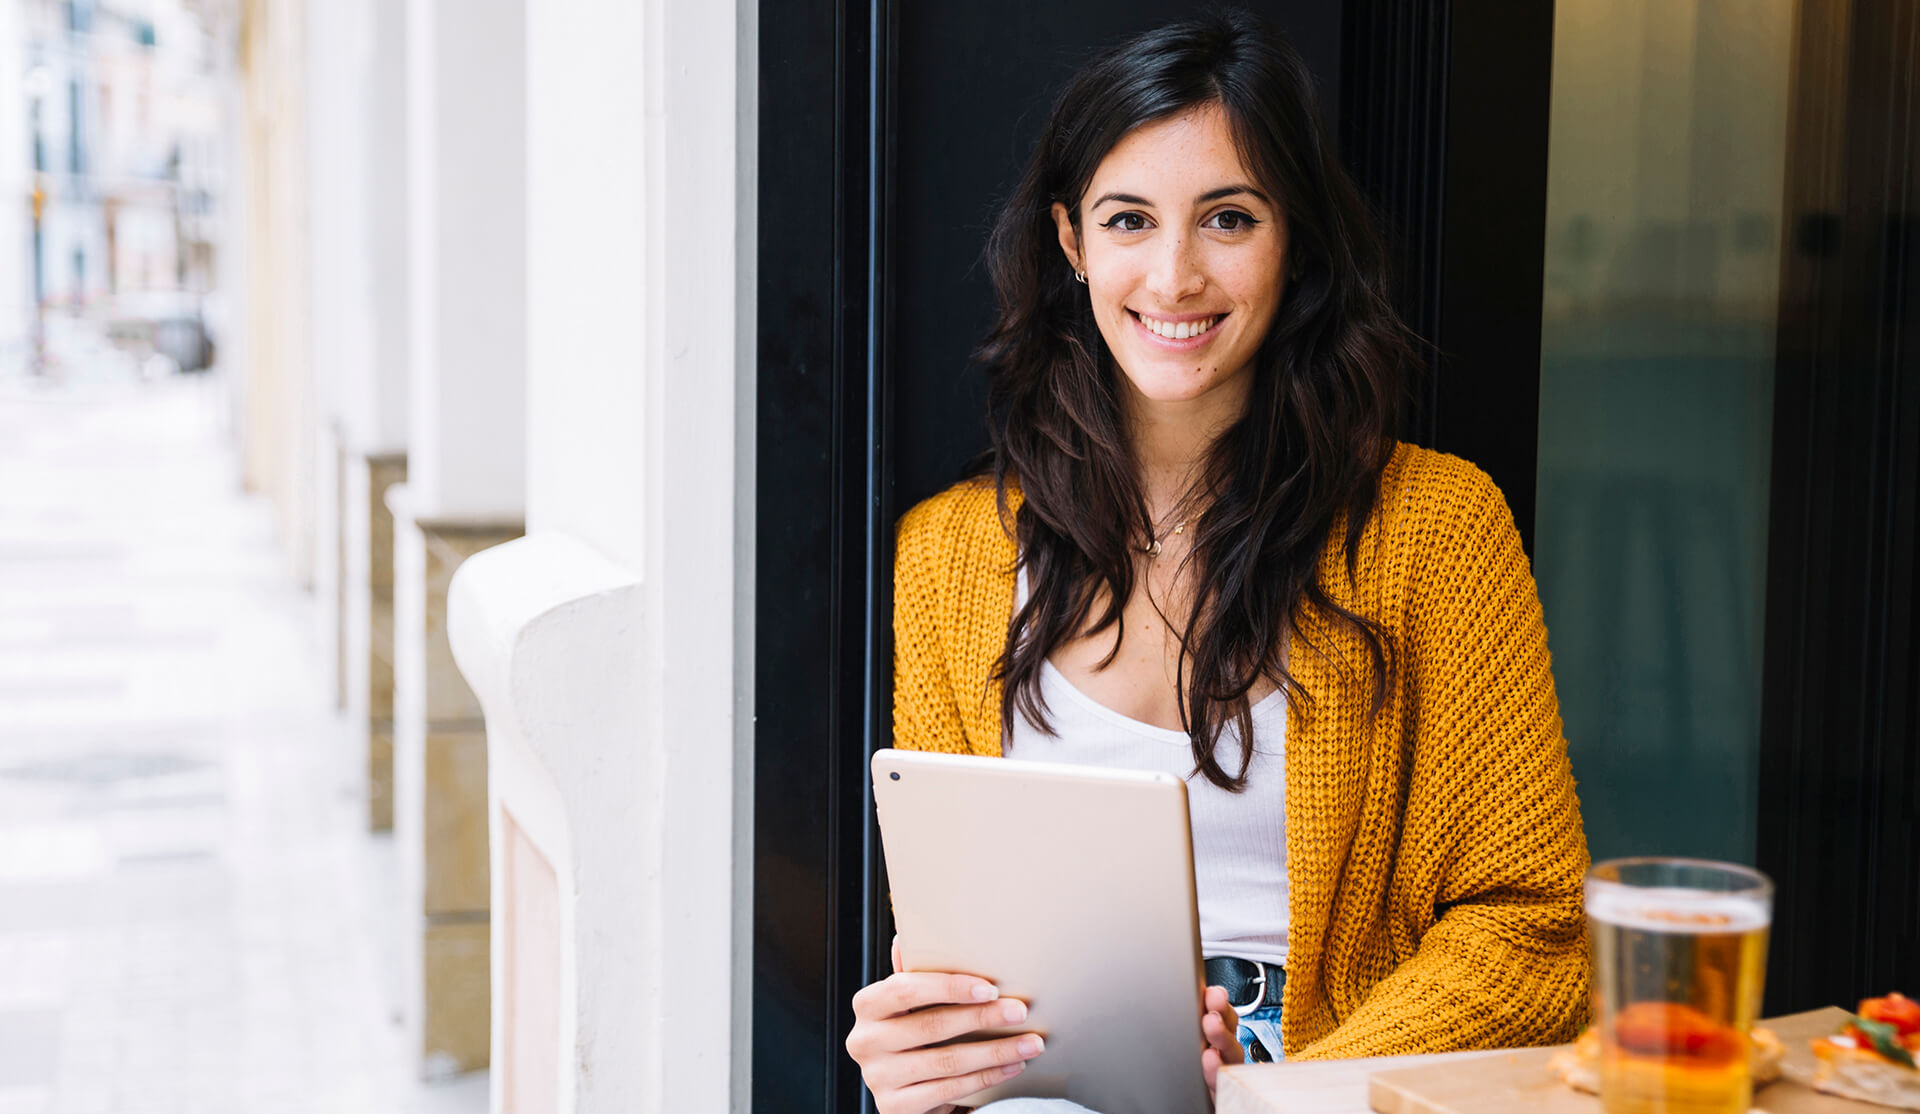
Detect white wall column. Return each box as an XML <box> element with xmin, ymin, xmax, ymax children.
<box><xmin>312</xmin><ymin>0</ymin><xmax>414</xmax><ymax>832</ymax></box>
<box><xmin>238</xmin><ymin>0</ymin><xmax>316</xmax><ymax>584</ymax></box>
<box><xmin>403</xmin><ymin>0</ymin><xmax>525</xmax><ymax>522</ymax></box>
<box><xmin>448</xmin><ymin>0</ymin><xmax>754</xmax><ymax>1109</ymax></box>
<box><xmin>305</xmin><ymin>0</ymin><xmax>374</xmax><ymax>715</ymax></box>
<box><xmin>394</xmin><ymin>0</ymin><xmax>528</xmax><ymax>1079</ymax></box>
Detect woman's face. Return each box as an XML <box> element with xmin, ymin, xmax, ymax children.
<box><xmin>1052</xmin><ymin>103</ymin><xmax>1289</xmax><ymax>417</ymax></box>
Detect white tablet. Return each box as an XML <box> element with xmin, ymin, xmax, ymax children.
<box><xmin>871</xmin><ymin>747</ymin><xmax>1211</xmax><ymax>1114</ymax></box>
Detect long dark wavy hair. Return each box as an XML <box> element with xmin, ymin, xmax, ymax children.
<box><xmin>981</xmin><ymin>11</ymin><xmax>1413</xmax><ymax>791</ymax></box>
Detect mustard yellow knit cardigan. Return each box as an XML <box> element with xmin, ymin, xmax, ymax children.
<box><xmin>891</xmin><ymin>442</ymin><xmax>1591</xmax><ymax>1059</ymax></box>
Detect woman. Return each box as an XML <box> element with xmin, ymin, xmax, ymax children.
<box><xmin>846</xmin><ymin>12</ymin><xmax>1589</xmax><ymax>1114</ymax></box>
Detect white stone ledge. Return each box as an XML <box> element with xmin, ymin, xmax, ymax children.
<box><xmin>447</xmin><ymin>533</ymin><xmax>652</xmax><ymax>1114</ymax></box>
<box><xmin>449</xmin><ymin>534</ymin><xmax>642</xmax><ymax>745</ymax></box>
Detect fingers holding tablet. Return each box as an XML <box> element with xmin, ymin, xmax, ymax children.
<box><xmin>878</xmin><ymin>1029</ymin><xmax>1044</xmax><ymax>1101</ymax></box>
<box><xmin>846</xmin><ymin>970</ymin><xmax>1046</xmax><ymax>1114</ymax></box>
<box><xmin>853</xmin><ymin>971</ymin><xmax>1008</xmax><ymax>1029</ymax></box>
<box><xmin>1203</xmin><ymin>984</ymin><xmax>1242</xmax><ymax>1049</ymax></box>
<box><xmin>1199</xmin><ymin>984</ymin><xmax>1246</xmax><ymax>1097</ymax></box>
<box><xmin>897</xmin><ymin>988</ymin><xmax>1029</xmax><ymax>1053</ymax></box>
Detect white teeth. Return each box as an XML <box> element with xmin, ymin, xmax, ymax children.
<box><xmin>1140</xmin><ymin>313</ymin><xmax>1218</xmax><ymax>340</ymax></box>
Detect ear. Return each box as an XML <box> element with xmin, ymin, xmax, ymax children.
<box><xmin>1050</xmin><ymin>201</ymin><xmax>1082</xmax><ymax>275</ymax></box>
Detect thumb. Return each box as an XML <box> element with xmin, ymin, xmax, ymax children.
<box><xmin>891</xmin><ymin>935</ymin><xmax>903</xmax><ymax>974</ymax></box>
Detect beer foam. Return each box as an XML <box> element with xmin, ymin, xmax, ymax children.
<box><xmin>1586</xmin><ymin>885</ymin><xmax>1771</xmax><ymax>933</ymax></box>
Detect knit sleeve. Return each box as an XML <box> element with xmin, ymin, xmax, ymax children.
<box><xmin>1298</xmin><ymin>463</ymin><xmax>1592</xmax><ymax>1059</ymax></box>
<box><xmin>891</xmin><ymin>492</ymin><xmax>972</xmax><ymax>754</ymax></box>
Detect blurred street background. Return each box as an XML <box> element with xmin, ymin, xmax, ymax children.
<box><xmin>0</xmin><ymin>1</ymin><xmax>485</xmax><ymax>1110</ymax></box>
<box><xmin>0</xmin><ymin>376</ymin><xmax>482</xmax><ymax>1113</ymax></box>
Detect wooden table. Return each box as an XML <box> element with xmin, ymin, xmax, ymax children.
<box><xmin>1218</xmin><ymin>1008</ymin><xmax>1879</xmax><ymax>1114</ymax></box>
<box><xmin>1217</xmin><ymin>1049</ymin><xmax>1500</xmax><ymax>1114</ymax></box>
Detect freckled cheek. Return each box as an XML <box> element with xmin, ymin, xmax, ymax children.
<box><xmin>1213</xmin><ymin>260</ymin><xmax>1284</xmax><ymax>314</ymax></box>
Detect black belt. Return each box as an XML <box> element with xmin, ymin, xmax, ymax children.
<box><xmin>1205</xmin><ymin>956</ymin><xmax>1285</xmax><ymax>1012</ymax></box>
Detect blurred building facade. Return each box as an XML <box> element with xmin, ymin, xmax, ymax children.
<box><xmin>9</xmin><ymin>0</ymin><xmax>231</xmax><ymax>375</ymax></box>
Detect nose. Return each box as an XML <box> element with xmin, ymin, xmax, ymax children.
<box><xmin>1146</xmin><ymin>229</ymin><xmax>1206</xmax><ymax>301</ymax></box>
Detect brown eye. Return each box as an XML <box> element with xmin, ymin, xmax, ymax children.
<box><xmin>1207</xmin><ymin>209</ymin><xmax>1258</xmax><ymax>231</ymax></box>
<box><xmin>1101</xmin><ymin>212</ymin><xmax>1150</xmax><ymax>232</ymax></box>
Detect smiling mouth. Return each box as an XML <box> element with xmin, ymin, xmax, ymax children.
<box><xmin>1130</xmin><ymin>310</ymin><xmax>1226</xmax><ymax>341</ymax></box>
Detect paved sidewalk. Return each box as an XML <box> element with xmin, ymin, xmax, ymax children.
<box><xmin>0</xmin><ymin>372</ymin><xmax>486</xmax><ymax>1114</ymax></box>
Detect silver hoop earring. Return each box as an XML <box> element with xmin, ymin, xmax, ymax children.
<box><xmin>1073</xmin><ymin>269</ymin><xmax>1087</xmax><ymax>284</ymax></box>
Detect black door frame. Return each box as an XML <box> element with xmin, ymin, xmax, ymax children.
<box><xmin>753</xmin><ymin>0</ymin><xmax>892</xmax><ymax>1110</ymax></box>
<box><xmin>1341</xmin><ymin>0</ymin><xmax>1557</xmax><ymax>549</ymax></box>
<box><xmin>1754</xmin><ymin>0</ymin><xmax>1919</xmax><ymax>1012</ymax></box>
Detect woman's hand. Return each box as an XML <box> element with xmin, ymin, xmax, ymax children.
<box><xmin>845</xmin><ymin>938</ymin><xmax>1047</xmax><ymax>1114</ymax></box>
<box><xmin>1201</xmin><ymin>984</ymin><xmax>1246</xmax><ymax>1096</ymax></box>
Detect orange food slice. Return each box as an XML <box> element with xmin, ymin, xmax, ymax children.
<box><xmin>1613</xmin><ymin>1002</ymin><xmax>1743</xmax><ymax>1065</ymax></box>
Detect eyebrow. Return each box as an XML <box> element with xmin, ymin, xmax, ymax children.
<box><xmin>1089</xmin><ymin>184</ymin><xmax>1271</xmax><ymax>209</ymax></box>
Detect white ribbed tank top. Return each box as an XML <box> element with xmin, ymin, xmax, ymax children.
<box><xmin>1007</xmin><ymin>568</ymin><xmax>1289</xmax><ymax>965</ymax></box>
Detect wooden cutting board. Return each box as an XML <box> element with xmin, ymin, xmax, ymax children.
<box><xmin>1369</xmin><ymin>1008</ymin><xmax>1895</xmax><ymax>1114</ymax></box>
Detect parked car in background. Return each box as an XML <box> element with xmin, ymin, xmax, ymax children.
<box><xmin>103</xmin><ymin>291</ymin><xmax>214</xmax><ymax>373</ymax></box>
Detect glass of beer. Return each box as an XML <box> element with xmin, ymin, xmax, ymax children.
<box><xmin>1586</xmin><ymin>858</ymin><xmax>1772</xmax><ymax>1114</ymax></box>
